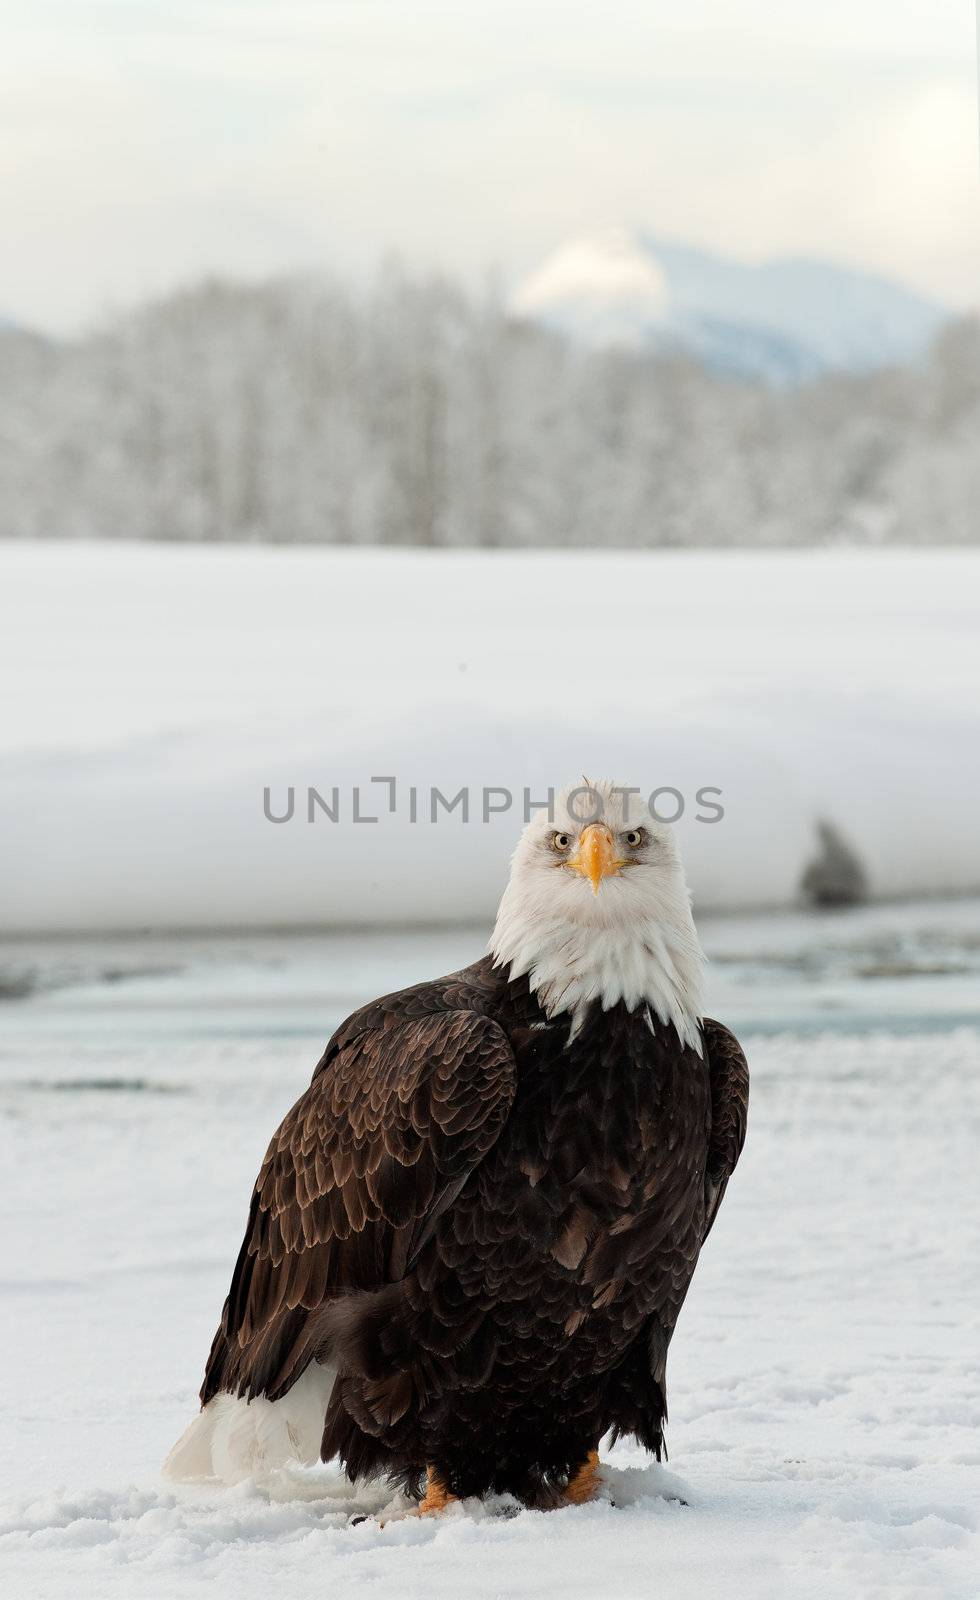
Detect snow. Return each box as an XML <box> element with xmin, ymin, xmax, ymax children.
<box><xmin>2</xmin><ymin>541</ymin><xmax>980</xmax><ymax>932</ymax></box>
<box><xmin>1</xmin><ymin>920</ymin><xmax>978</xmax><ymax>1598</ymax></box>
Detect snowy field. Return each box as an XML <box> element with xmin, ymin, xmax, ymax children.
<box><xmin>2</xmin><ymin>910</ymin><xmax>979</xmax><ymax>1600</ymax></box>
<box><xmin>2</xmin><ymin>539</ymin><xmax>979</xmax><ymax>1596</ymax></box>
<box><xmin>2</xmin><ymin>541</ymin><xmax>980</xmax><ymax>930</ymax></box>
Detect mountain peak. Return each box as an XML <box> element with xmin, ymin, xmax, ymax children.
<box><xmin>511</xmin><ymin>228</ymin><xmax>946</xmax><ymax>382</ymax></box>
<box><xmin>511</xmin><ymin>227</ymin><xmax>669</xmax><ymax>344</ymax></box>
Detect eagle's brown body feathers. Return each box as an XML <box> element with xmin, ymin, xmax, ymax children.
<box><xmin>200</xmin><ymin>955</ymin><xmax>748</xmax><ymax>1503</ymax></box>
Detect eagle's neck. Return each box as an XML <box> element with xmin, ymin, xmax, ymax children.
<box><xmin>488</xmin><ymin>889</ymin><xmax>705</xmax><ymax>1055</ymax></box>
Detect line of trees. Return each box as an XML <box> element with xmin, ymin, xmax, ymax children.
<box><xmin>1</xmin><ymin>268</ymin><xmax>977</xmax><ymax>546</ymax></box>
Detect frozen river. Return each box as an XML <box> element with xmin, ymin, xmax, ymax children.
<box><xmin>1</xmin><ymin>899</ymin><xmax>978</xmax><ymax>1599</ymax></box>
<box><xmin>2</xmin><ymin>894</ymin><xmax>979</xmax><ymax>1049</ymax></box>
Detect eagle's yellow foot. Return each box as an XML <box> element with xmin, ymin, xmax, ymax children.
<box><xmin>417</xmin><ymin>1466</ymin><xmax>457</xmax><ymax>1516</ymax></box>
<box><xmin>563</xmin><ymin>1449</ymin><xmax>602</xmax><ymax>1506</ymax></box>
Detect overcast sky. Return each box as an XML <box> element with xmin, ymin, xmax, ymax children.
<box><xmin>3</xmin><ymin>0</ymin><xmax>979</xmax><ymax>331</ymax></box>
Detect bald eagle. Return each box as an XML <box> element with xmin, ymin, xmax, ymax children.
<box><xmin>165</xmin><ymin>781</ymin><xmax>748</xmax><ymax>1511</ymax></box>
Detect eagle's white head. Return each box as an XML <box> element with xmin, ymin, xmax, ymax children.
<box><xmin>489</xmin><ymin>778</ymin><xmax>704</xmax><ymax>1053</ymax></box>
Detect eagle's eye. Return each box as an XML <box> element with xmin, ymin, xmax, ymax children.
<box><xmin>624</xmin><ymin>829</ymin><xmax>645</xmax><ymax>849</ymax></box>
<box><xmin>551</xmin><ymin>831</ymin><xmax>572</xmax><ymax>853</ymax></box>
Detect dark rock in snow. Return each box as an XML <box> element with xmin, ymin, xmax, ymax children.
<box><xmin>801</xmin><ymin>820</ymin><xmax>869</xmax><ymax>908</ymax></box>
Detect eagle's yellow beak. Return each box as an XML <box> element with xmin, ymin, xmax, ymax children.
<box><xmin>568</xmin><ymin>823</ymin><xmax>622</xmax><ymax>895</ymax></box>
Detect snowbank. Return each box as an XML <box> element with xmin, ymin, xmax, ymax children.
<box><xmin>2</xmin><ymin>541</ymin><xmax>979</xmax><ymax>931</ymax></box>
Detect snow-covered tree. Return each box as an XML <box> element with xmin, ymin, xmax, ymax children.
<box><xmin>0</xmin><ymin>272</ymin><xmax>976</xmax><ymax>548</ymax></box>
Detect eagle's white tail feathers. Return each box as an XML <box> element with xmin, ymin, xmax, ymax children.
<box><xmin>162</xmin><ymin>1362</ymin><xmax>337</xmax><ymax>1485</ymax></box>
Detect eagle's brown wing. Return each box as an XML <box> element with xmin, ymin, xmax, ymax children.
<box><xmin>201</xmin><ymin>1005</ymin><xmax>517</xmax><ymax>1406</ymax></box>
<box><xmin>701</xmin><ymin>1017</ymin><xmax>749</xmax><ymax>1242</ymax></box>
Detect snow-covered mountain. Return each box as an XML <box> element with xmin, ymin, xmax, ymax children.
<box><xmin>511</xmin><ymin>227</ymin><xmax>946</xmax><ymax>382</ymax></box>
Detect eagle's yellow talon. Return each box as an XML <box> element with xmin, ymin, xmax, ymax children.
<box><xmin>563</xmin><ymin>1449</ymin><xmax>602</xmax><ymax>1505</ymax></box>
<box><xmin>417</xmin><ymin>1466</ymin><xmax>456</xmax><ymax>1516</ymax></box>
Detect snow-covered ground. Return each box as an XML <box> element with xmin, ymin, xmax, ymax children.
<box><xmin>3</xmin><ymin>541</ymin><xmax>980</xmax><ymax>930</ymax></box>
<box><xmin>2</xmin><ymin>540</ymin><xmax>978</xmax><ymax>1594</ymax></box>
<box><xmin>1</xmin><ymin>913</ymin><xmax>979</xmax><ymax>1600</ymax></box>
